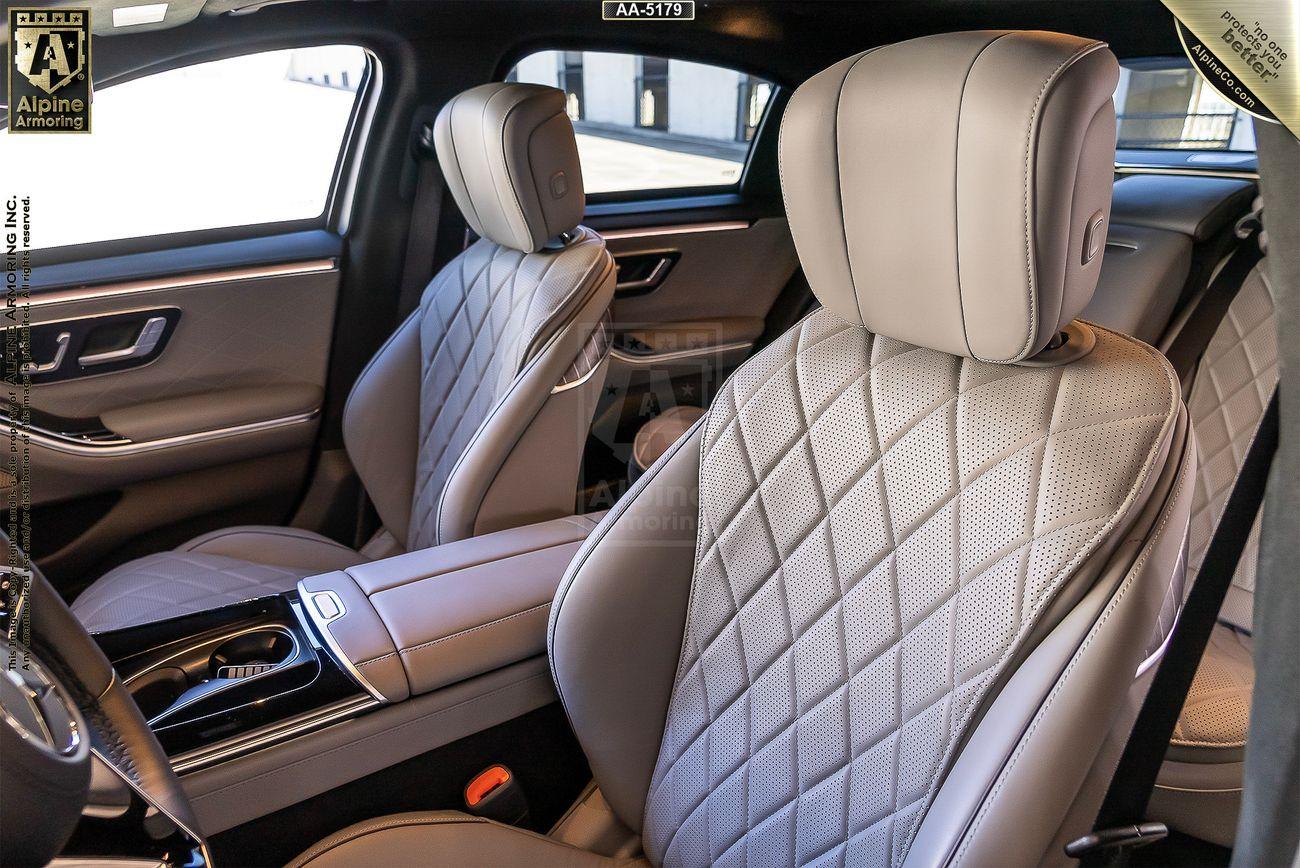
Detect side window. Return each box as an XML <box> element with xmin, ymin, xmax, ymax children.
<box><xmin>509</xmin><ymin>50</ymin><xmax>774</xmax><ymax>195</ymax></box>
<box><xmin>2</xmin><ymin>45</ymin><xmax>369</xmax><ymax>251</ymax></box>
<box><xmin>1115</xmin><ymin>58</ymin><xmax>1256</xmax><ymax>151</ymax></box>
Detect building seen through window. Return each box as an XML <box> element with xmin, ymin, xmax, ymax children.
<box><xmin>1115</xmin><ymin>58</ymin><xmax>1256</xmax><ymax>151</ymax></box>
<box><xmin>511</xmin><ymin>50</ymin><xmax>774</xmax><ymax>193</ymax></box>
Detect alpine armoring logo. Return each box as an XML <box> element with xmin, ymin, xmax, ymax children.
<box><xmin>8</xmin><ymin>8</ymin><xmax>92</xmax><ymax>133</ymax></box>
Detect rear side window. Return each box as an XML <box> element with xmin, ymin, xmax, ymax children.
<box><xmin>508</xmin><ymin>50</ymin><xmax>774</xmax><ymax>195</ymax></box>
<box><xmin>1116</xmin><ymin>58</ymin><xmax>1256</xmax><ymax>151</ymax></box>
<box><xmin>2</xmin><ymin>45</ymin><xmax>369</xmax><ymax>251</ymax></box>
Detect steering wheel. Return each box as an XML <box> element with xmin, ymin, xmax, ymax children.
<box><xmin>1</xmin><ymin>536</ymin><xmax>205</xmax><ymax>866</ymax></box>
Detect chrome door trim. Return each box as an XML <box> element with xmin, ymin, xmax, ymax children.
<box><xmin>2</xmin><ymin>409</ymin><xmax>319</xmax><ymax>457</ymax></box>
<box><xmin>609</xmin><ymin>339</ymin><xmax>753</xmax><ymax>366</ymax></box>
<box><xmin>601</xmin><ymin>220</ymin><xmax>751</xmax><ymax>240</ymax></box>
<box><xmin>29</xmin><ymin>259</ymin><xmax>338</xmax><ymax>308</ymax></box>
<box><xmin>1113</xmin><ymin>165</ymin><xmax>1259</xmax><ymax>180</ymax></box>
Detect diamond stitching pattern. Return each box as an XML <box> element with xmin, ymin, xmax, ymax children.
<box><xmin>71</xmin><ymin>552</ymin><xmax>313</xmax><ymax>633</ymax></box>
<box><xmin>643</xmin><ymin>309</ymin><xmax>1177</xmax><ymax>868</ymax></box>
<box><xmin>406</xmin><ymin>232</ymin><xmax>606</xmax><ymax>549</ymax></box>
<box><xmin>1185</xmin><ymin>264</ymin><xmax>1277</xmax><ymax>631</ymax></box>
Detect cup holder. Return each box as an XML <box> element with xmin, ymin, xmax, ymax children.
<box><xmin>210</xmin><ymin>630</ymin><xmax>295</xmax><ymax>679</ymax></box>
<box><xmin>125</xmin><ymin>625</ymin><xmax>305</xmax><ymax>726</ymax></box>
<box><xmin>125</xmin><ymin>666</ymin><xmax>189</xmax><ymax>721</ymax></box>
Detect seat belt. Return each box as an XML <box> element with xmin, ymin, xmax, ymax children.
<box><xmin>1162</xmin><ymin>217</ymin><xmax>1263</xmax><ymax>380</ymax></box>
<box><xmin>1069</xmin><ymin>390</ymin><xmax>1279</xmax><ymax>865</ymax></box>
<box><xmin>397</xmin><ymin>111</ymin><xmax>446</xmax><ymax>317</ymax></box>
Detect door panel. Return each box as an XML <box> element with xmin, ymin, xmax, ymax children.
<box><xmin>6</xmin><ymin>237</ymin><xmax>342</xmax><ymax>589</ymax></box>
<box><xmin>577</xmin><ymin>217</ymin><xmax>798</xmax><ymax>507</ymax></box>
<box><xmin>25</xmin><ymin>266</ymin><xmax>337</xmax><ymax>420</ymax></box>
<box><xmin>604</xmin><ymin>217</ymin><xmax>796</xmax><ymax>324</ymax></box>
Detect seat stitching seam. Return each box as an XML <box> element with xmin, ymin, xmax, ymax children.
<box><xmin>988</xmin><ymin>39</ymin><xmax>1106</xmax><ymax>364</ymax></box>
<box><xmin>357</xmin><ymin>602</ymin><xmax>552</xmax><ymax>666</ymax></box>
<box><xmin>953</xmin><ymin>442</ymin><xmax>1191</xmax><ymax>862</ymax></box>
<box><xmin>430</xmin><ymin>250</ymin><xmax>610</xmax><ymax>544</ymax></box>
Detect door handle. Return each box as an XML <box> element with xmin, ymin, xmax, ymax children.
<box><xmin>614</xmin><ymin>251</ymin><xmax>679</xmax><ymax>296</ymax></box>
<box><xmin>616</xmin><ymin>256</ymin><xmax>673</xmax><ymax>294</ymax></box>
<box><xmin>78</xmin><ymin>316</ymin><xmax>168</xmax><ymax>367</ymax></box>
<box><xmin>22</xmin><ymin>331</ymin><xmax>70</xmax><ymax>374</ymax></box>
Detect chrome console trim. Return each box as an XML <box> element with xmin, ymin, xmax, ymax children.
<box><xmin>169</xmin><ymin>694</ymin><xmax>378</xmax><ymax>775</ymax></box>
<box><xmin>297</xmin><ymin>582</ymin><xmax>388</xmax><ymax>703</ymax></box>
<box><xmin>122</xmin><ymin>624</ymin><xmax>303</xmax><ymax>728</ymax></box>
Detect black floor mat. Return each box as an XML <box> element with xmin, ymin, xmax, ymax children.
<box><xmin>1129</xmin><ymin>829</ymin><xmax>1232</xmax><ymax>867</ymax></box>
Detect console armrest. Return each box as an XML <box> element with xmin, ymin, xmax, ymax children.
<box><xmin>298</xmin><ymin>514</ymin><xmax>601</xmax><ymax>702</ymax></box>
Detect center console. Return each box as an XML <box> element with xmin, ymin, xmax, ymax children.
<box><xmin>94</xmin><ymin>513</ymin><xmax>600</xmax><ymax>782</ymax></box>
<box><xmin>96</xmin><ymin>592</ymin><xmax>376</xmax><ymax>771</ymax></box>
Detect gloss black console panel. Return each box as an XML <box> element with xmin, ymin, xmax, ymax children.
<box><xmin>95</xmin><ymin>594</ymin><xmax>370</xmax><ymax>760</ymax></box>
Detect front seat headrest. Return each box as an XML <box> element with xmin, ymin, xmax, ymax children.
<box><xmin>779</xmin><ymin>30</ymin><xmax>1119</xmax><ymax>362</ymax></box>
<box><xmin>434</xmin><ymin>82</ymin><xmax>585</xmax><ymax>253</ymax></box>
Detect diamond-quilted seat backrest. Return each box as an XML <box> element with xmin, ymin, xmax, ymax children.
<box><xmin>545</xmin><ymin>31</ymin><xmax>1190</xmax><ymax>868</ymax></box>
<box><xmin>407</xmin><ymin>231</ymin><xmax>607</xmax><ymax>550</ymax></box>
<box><xmin>641</xmin><ymin>307</ymin><xmax>1177</xmax><ymax>867</ymax></box>
<box><xmin>1184</xmin><ymin>259</ymin><xmax>1277</xmax><ymax>631</ymax></box>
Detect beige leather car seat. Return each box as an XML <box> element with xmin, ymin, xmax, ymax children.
<box><xmin>288</xmin><ymin>31</ymin><xmax>1197</xmax><ymax>867</ymax></box>
<box><xmin>1147</xmin><ymin>228</ymin><xmax>1276</xmax><ymax>847</ymax></box>
<box><xmin>72</xmin><ymin>83</ymin><xmax>615</xmax><ymax>632</ymax></box>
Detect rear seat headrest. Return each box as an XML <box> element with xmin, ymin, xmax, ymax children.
<box><xmin>779</xmin><ymin>30</ymin><xmax>1120</xmax><ymax>362</ymax></box>
<box><xmin>434</xmin><ymin>83</ymin><xmax>585</xmax><ymax>253</ymax></box>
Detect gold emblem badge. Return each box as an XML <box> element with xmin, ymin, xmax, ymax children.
<box><xmin>7</xmin><ymin>8</ymin><xmax>92</xmax><ymax>133</ymax></box>
<box><xmin>13</xmin><ymin>9</ymin><xmax>86</xmax><ymax>94</ymax></box>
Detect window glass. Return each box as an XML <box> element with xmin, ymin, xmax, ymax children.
<box><xmin>1115</xmin><ymin>59</ymin><xmax>1256</xmax><ymax>151</ymax></box>
<box><xmin>509</xmin><ymin>51</ymin><xmax>774</xmax><ymax>194</ymax></box>
<box><xmin>1</xmin><ymin>45</ymin><xmax>368</xmax><ymax>250</ymax></box>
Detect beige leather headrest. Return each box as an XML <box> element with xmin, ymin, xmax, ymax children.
<box><xmin>434</xmin><ymin>83</ymin><xmax>585</xmax><ymax>253</ymax></box>
<box><xmin>780</xmin><ymin>31</ymin><xmax>1119</xmax><ymax>362</ymax></box>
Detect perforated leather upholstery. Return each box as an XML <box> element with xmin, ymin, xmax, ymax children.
<box><xmin>1150</xmin><ymin>259</ymin><xmax>1276</xmax><ymax>847</ymax></box>
<box><xmin>295</xmin><ymin>32</ymin><xmax>1194</xmax><ymax>868</ymax></box>
<box><xmin>640</xmin><ymin>310</ymin><xmax>1178</xmax><ymax>866</ymax></box>
<box><xmin>73</xmin><ymin>84</ymin><xmax>614</xmax><ymax>631</ymax></box>
<box><xmin>1183</xmin><ymin>262</ymin><xmax>1277</xmax><ymax>630</ymax></box>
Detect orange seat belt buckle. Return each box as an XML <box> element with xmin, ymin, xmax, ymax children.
<box><xmin>465</xmin><ymin>765</ymin><xmax>511</xmax><ymax>807</ymax></box>
<box><xmin>463</xmin><ymin>764</ymin><xmax>529</xmax><ymax>826</ymax></box>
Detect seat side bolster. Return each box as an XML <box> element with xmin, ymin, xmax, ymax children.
<box><xmin>548</xmin><ymin>420</ymin><xmax>705</xmax><ymax>833</ymax></box>
<box><xmin>343</xmin><ymin>312</ymin><xmax>423</xmax><ymax>551</ymax></box>
<box><xmin>904</xmin><ymin>405</ymin><xmax>1196</xmax><ymax>867</ymax></box>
